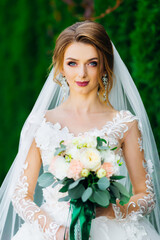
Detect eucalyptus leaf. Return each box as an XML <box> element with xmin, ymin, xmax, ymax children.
<box><xmin>110</xmin><ymin>175</ymin><xmax>126</xmax><ymax>180</ymax></box>
<box><xmin>52</xmin><ymin>181</ymin><xmax>59</xmax><ymax>188</ymax></box>
<box><xmin>68</xmin><ymin>177</ymin><xmax>85</xmax><ymax>190</ymax></box>
<box><xmin>43</xmin><ymin>165</ymin><xmax>49</xmax><ymax>171</ymax></box>
<box><xmin>97</xmin><ymin>177</ymin><xmax>110</xmax><ymax>190</ymax></box>
<box><xmin>59</xmin><ymin>179</ymin><xmax>74</xmax><ymax>192</ymax></box>
<box><xmin>112</xmin><ymin>182</ymin><xmax>130</xmax><ymax>198</ymax></box>
<box><xmin>59</xmin><ymin>184</ymin><xmax>69</xmax><ymax>193</ymax></box>
<box><xmin>97</xmin><ymin>146</ymin><xmax>110</xmax><ymax>150</ymax></box>
<box><xmin>110</xmin><ymin>185</ymin><xmax>120</xmax><ymax>199</ymax></box>
<box><xmin>81</xmin><ymin>187</ymin><xmax>93</xmax><ymax>202</ymax></box>
<box><xmin>58</xmin><ymin>195</ymin><xmax>70</xmax><ymax>202</ymax></box>
<box><xmin>89</xmin><ymin>193</ymin><xmax>95</xmax><ymax>203</ymax></box>
<box><xmin>54</xmin><ymin>147</ymin><xmax>66</xmax><ymax>156</ymax></box>
<box><xmin>93</xmin><ymin>189</ymin><xmax>110</xmax><ymax>207</ymax></box>
<box><xmin>38</xmin><ymin>172</ymin><xmax>55</xmax><ymax>187</ymax></box>
<box><xmin>57</xmin><ymin>177</ymin><xmax>71</xmax><ymax>185</ymax></box>
<box><xmin>68</xmin><ymin>184</ymin><xmax>85</xmax><ymax>199</ymax></box>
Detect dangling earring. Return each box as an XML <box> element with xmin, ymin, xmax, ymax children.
<box><xmin>102</xmin><ymin>74</ymin><xmax>108</xmax><ymax>101</ymax></box>
<box><xmin>56</xmin><ymin>73</ymin><xmax>68</xmax><ymax>99</ymax></box>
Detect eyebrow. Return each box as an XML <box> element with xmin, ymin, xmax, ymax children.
<box><xmin>65</xmin><ymin>57</ymin><xmax>98</xmax><ymax>61</ymax></box>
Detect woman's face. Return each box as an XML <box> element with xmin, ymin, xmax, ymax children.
<box><xmin>62</xmin><ymin>42</ymin><xmax>100</xmax><ymax>95</ymax></box>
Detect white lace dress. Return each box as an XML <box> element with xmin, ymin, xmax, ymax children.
<box><xmin>11</xmin><ymin>110</ymin><xmax>160</xmax><ymax>240</ymax></box>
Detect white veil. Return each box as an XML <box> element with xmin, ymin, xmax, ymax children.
<box><xmin>0</xmin><ymin>42</ymin><xmax>160</xmax><ymax>239</ymax></box>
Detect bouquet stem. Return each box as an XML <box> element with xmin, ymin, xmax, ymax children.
<box><xmin>69</xmin><ymin>199</ymin><xmax>95</xmax><ymax>240</ymax></box>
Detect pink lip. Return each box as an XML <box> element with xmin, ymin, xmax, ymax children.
<box><xmin>76</xmin><ymin>81</ymin><xmax>89</xmax><ymax>87</ymax></box>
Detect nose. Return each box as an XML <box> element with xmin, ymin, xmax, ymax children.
<box><xmin>78</xmin><ymin>64</ymin><xmax>87</xmax><ymax>78</ymax></box>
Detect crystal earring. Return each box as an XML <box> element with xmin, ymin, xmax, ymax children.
<box><xmin>102</xmin><ymin>74</ymin><xmax>108</xmax><ymax>101</ymax></box>
<box><xmin>56</xmin><ymin>73</ymin><xmax>68</xmax><ymax>99</ymax></box>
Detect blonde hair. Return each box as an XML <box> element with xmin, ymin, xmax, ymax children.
<box><xmin>51</xmin><ymin>20</ymin><xmax>114</xmax><ymax>106</ymax></box>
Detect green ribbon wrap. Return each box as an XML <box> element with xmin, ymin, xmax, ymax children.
<box><xmin>69</xmin><ymin>199</ymin><xmax>95</xmax><ymax>240</ymax></box>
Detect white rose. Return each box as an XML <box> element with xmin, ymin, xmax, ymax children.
<box><xmin>53</xmin><ymin>156</ymin><xmax>69</xmax><ymax>180</ymax></box>
<box><xmin>80</xmin><ymin>148</ymin><xmax>101</xmax><ymax>171</ymax></box>
<box><xmin>66</xmin><ymin>145</ymin><xmax>80</xmax><ymax>160</ymax></box>
<box><xmin>101</xmin><ymin>149</ymin><xmax>116</xmax><ymax>163</ymax></box>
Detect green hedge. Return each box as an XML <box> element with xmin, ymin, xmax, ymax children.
<box><xmin>0</xmin><ymin>0</ymin><xmax>159</xmax><ymax>185</ymax></box>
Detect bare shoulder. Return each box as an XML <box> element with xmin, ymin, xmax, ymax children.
<box><xmin>44</xmin><ymin>105</ymin><xmax>65</xmax><ymax>123</ymax></box>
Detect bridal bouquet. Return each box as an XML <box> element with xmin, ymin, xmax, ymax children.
<box><xmin>38</xmin><ymin>136</ymin><xmax>130</xmax><ymax>240</ymax></box>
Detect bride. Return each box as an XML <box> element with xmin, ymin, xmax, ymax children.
<box><xmin>0</xmin><ymin>20</ymin><xmax>160</xmax><ymax>240</ymax></box>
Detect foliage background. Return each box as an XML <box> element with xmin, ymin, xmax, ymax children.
<box><xmin>0</xmin><ymin>0</ymin><xmax>160</xmax><ymax>185</ymax></box>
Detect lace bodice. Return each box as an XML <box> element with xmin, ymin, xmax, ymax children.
<box><xmin>11</xmin><ymin>110</ymin><xmax>155</xmax><ymax>239</ymax></box>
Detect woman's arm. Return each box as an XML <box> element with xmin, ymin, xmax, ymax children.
<box><xmin>11</xmin><ymin>138</ymin><xmax>61</xmax><ymax>240</ymax></box>
<box><xmin>96</xmin><ymin>119</ymin><xmax>155</xmax><ymax>220</ymax></box>
<box><xmin>113</xmin><ymin>119</ymin><xmax>155</xmax><ymax>219</ymax></box>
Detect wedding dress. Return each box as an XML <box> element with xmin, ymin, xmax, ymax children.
<box><xmin>1</xmin><ymin>39</ymin><xmax>160</xmax><ymax>240</ymax></box>
<box><xmin>11</xmin><ymin>109</ymin><xmax>160</xmax><ymax>240</ymax></box>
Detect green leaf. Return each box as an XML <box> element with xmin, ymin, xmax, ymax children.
<box><xmin>96</xmin><ymin>137</ymin><xmax>107</xmax><ymax>149</ymax></box>
<box><xmin>119</xmin><ymin>195</ymin><xmax>130</xmax><ymax>206</ymax></box>
<box><xmin>110</xmin><ymin>196</ymin><xmax>116</xmax><ymax>204</ymax></box>
<box><xmin>57</xmin><ymin>177</ymin><xmax>71</xmax><ymax>185</ymax></box>
<box><xmin>93</xmin><ymin>189</ymin><xmax>110</xmax><ymax>207</ymax></box>
<box><xmin>38</xmin><ymin>172</ymin><xmax>55</xmax><ymax>187</ymax></box>
<box><xmin>59</xmin><ymin>184</ymin><xmax>69</xmax><ymax>193</ymax></box>
<box><xmin>58</xmin><ymin>195</ymin><xmax>70</xmax><ymax>202</ymax></box>
<box><xmin>110</xmin><ymin>147</ymin><xmax>117</xmax><ymax>151</ymax></box>
<box><xmin>89</xmin><ymin>189</ymin><xmax>96</xmax><ymax>203</ymax></box>
<box><xmin>52</xmin><ymin>181</ymin><xmax>59</xmax><ymax>188</ymax></box>
<box><xmin>58</xmin><ymin>178</ymin><xmax>74</xmax><ymax>193</ymax></box>
<box><xmin>97</xmin><ymin>146</ymin><xmax>110</xmax><ymax>150</ymax></box>
<box><xmin>110</xmin><ymin>175</ymin><xmax>126</xmax><ymax>180</ymax></box>
<box><xmin>43</xmin><ymin>165</ymin><xmax>49</xmax><ymax>171</ymax></box>
<box><xmin>97</xmin><ymin>177</ymin><xmax>110</xmax><ymax>190</ymax></box>
<box><xmin>112</xmin><ymin>182</ymin><xmax>130</xmax><ymax>198</ymax></box>
<box><xmin>110</xmin><ymin>185</ymin><xmax>120</xmax><ymax>199</ymax></box>
<box><xmin>54</xmin><ymin>146</ymin><xmax>66</xmax><ymax>156</ymax></box>
<box><xmin>68</xmin><ymin>184</ymin><xmax>85</xmax><ymax>199</ymax></box>
<box><xmin>60</xmin><ymin>140</ymin><xmax>65</xmax><ymax>145</ymax></box>
<box><xmin>68</xmin><ymin>177</ymin><xmax>85</xmax><ymax>190</ymax></box>
<box><xmin>81</xmin><ymin>187</ymin><xmax>93</xmax><ymax>202</ymax></box>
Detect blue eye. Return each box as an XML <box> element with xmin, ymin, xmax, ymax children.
<box><xmin>68</xmin><ymin>62</ymin><xmax>76</xmax><ymax>66</ymax></box>
<box><xmin>89</xmin><ymin>61</ymin><xmax>98</xmax><ymax>66</ymax></box>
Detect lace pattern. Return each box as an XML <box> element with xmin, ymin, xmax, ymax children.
<box><xmin>12</xmin><ymin>109</ymin><xmax>156</xmax><ymax>239</ymax></box>
<box><xmin>138</xmin><ymin>137</ymin><xmax>143</xmax><ymax>151</ymax></box>
<box><xmin>111</xmin><ymin>112</ymin><xmax>155</xmax><ymax>239</ymax></box>
<box><xmin>36</xmin><ymin>110</ymin><xmax>155</xmax><ymax>220</ymax></box>
<box><xmin>11</xmin><ymin>162</ymin><xmax>60</xmax><ymax>240</ymax></box>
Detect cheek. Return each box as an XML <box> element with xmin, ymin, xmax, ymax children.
<box><xmin>63</xmin><ymin>65</ymin><xmax>77</xmax><ymax>81</ymax></box>
<box><xmin>88</xmin><ymin>68</ymin><xmax>99</xmax><ymax>81</ymax></box>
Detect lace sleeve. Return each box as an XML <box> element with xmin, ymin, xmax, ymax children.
<box><xmin>112</xmin><ymin>119</ymin><xmax>156</xmax><ymax>220</ymax></box>
<box><xmin>11</xmin><ymin>139</ymin><xmax>60</xmax><ymax>240</ymax></box>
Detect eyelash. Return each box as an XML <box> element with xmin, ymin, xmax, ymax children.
<box><xmin>67</xmin><ymin>61</ymin><xmax>98</xmax><ymax>67</ymax></box>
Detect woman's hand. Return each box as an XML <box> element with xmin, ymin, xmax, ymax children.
<box><xmin>96</xmin><ymin>203</ymin><xmax>115</xmax><ymax>219</ymax></box>
<box><xmin>56</xmin><ymin>226</ymin><xmax>69</xmax><ymax>240</ymax></box>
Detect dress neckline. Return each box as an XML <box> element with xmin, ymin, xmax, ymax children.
<box><xmin>42</xmin><ymin>110</ymin><xmax>124</xmax><ymax>138</ymax></box>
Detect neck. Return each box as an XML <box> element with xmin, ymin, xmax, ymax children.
<box><xmin>63</xmin><ymin>89</ymin><xmax>107</xmax><ymax>114</ymax></box>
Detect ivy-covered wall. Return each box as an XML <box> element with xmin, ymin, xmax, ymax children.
<box><xmin>0</xmin><ymin>0</ymin><xmax>160</xmax><ymax>184</ymax></box>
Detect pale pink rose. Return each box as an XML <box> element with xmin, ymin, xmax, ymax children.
<box><xmin>48</xmin><ymin>156</ymin><xmax>59</xmax><ymax>174</ymax></box>
<box><xmin>101</xmin><ymin>162</ymin><xmax>114</xmax><ymax>178</ymax></box>
<box><xmin>67</xmin><ymin>159</ymin><xmax>84</xmax><ymax>180</ymax></box>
